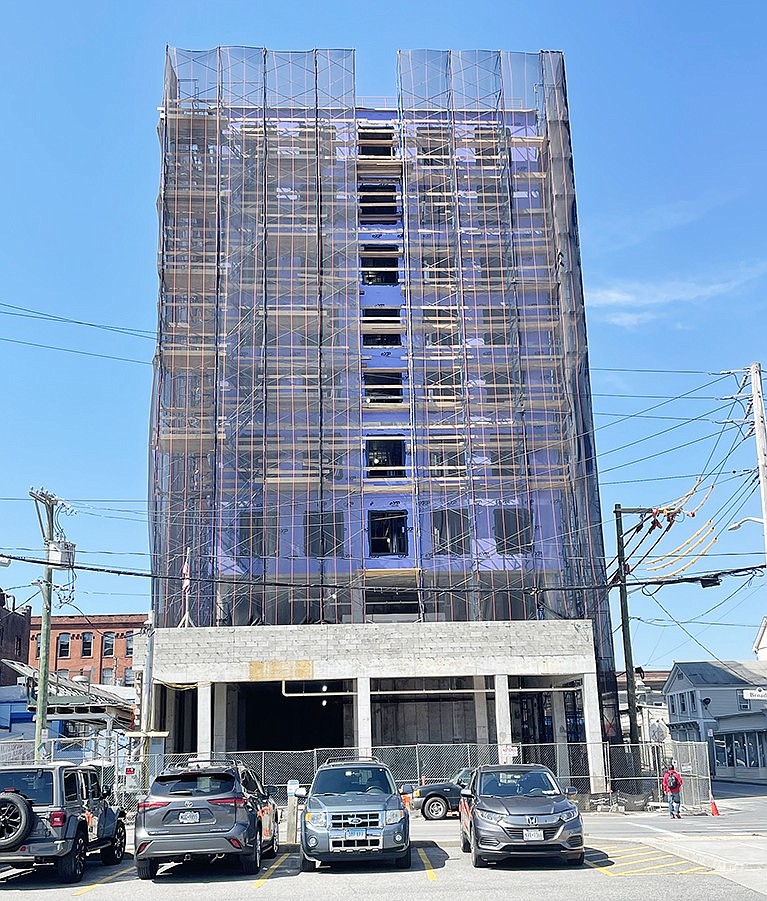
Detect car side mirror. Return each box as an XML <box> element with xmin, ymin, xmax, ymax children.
<box><xmin>399</xmin><ymin>784</ymin><xmax>414</xmax><ymax>796</ymax></box>
<box><xmin>265</xmin><ymin>785</ymin><xmax>277</xmax><ymax>796</ymax></box>
<box><xmin>566</xmin><ymin>787</ymin><xmax>577</xmax><ymax>798</ymax></box>
<box><xmin>460</xmin><ymin>788</ymin><xmax>473</xmax><ymax>798</ymax></box>
<box><xmin>294</xmin><ymin>787</ymin><xmax>307</xmax><ymax>798</ymax></box>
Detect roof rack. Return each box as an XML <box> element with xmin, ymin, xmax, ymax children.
<box><xmin>322</xmin><ymin>756</ymin><xmax>382</xmax><ymax>766</ymax></box>
<box><xmin>164</xmin><ymin>755</ymin><xmax>238</xmax><ymax>771</ymax></box>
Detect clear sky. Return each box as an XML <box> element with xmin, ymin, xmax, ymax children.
<box><xmin>1</xmin><ymin>0</ymin><xmax>765</xmax><ymax>673</ymax></box>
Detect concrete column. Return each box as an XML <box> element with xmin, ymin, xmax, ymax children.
<box><xmin>355</xmin><ymin>676</ymin><xmax>372</xmax><ymax>755</ymax></box>
<box><xmin>164</xmin><ymin>687</ymin><xmax>177</xmax><ymax>754</ymax></box>
<box><xmin>197</xmin><ymin>682</ymin><xmax>212</xmax><ymax>757</ymax></box>
<box><xmin>213</xmin><ymin>683</ymin><xmax>228</xmax><ymax>753</ymax></box>
<box><xmin>551</xmin><ymin>690</ymin><xmax>572</xmax><ymax>785</ymax></box>
<box><xmin>494</xmin><ymin>674</ymin><xmax>512</xmax><ymax>746</ymax></box>
<box><xmin>473</xmin><ymin>677</ymin><xmax>489</xmax><ymax>744</ymax></box>
<box><xmin>226</xmin><ymin>685</ymin><xmax>239</xmax><ymax>751</ymax></box>
<box><xmin>582</xmin><ymin>671</ymin><xmax>607</xmax><ymax>792</ymax></box>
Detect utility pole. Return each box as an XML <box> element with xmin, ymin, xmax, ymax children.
<box><xmin>614</xmin><ymin>504</ymin><xmax>641</xmax><ymax>747</ymax></box>
<box><xmin>749</xmin><ymin>362</ymin><xmax>767</xmax><ymax>568</ymax></box>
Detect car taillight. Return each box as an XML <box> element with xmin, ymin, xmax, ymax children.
<box><xmin>137</xmin><ymin>800</ymin><xmax>171</xmax><ymax>811</ymax></box>
<box><xmin>209</xmin><ymin>797</ymin><xmax>246</xmax><ymax>808</ymax></box>
<box><xmin>49</xmin><ymin>810</ymin><xmax>66</xmax><ymax>828</ymax></box>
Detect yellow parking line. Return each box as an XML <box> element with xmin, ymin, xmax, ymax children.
<box><xmin>72</xmin><ymin>866</ymin><xmax>134</xmax><ymax>895</ymax></box>
<box><xmin>619</xmin><ymin>859</ymin><xmax>691</xmax><ymax>876</ymax></box>
<box><xmin>676</xmin><ymin>866</ymin><xmax>709</xmax><ymax>874</ymax></box>
<box><xmin>610</xmin><ymin>854</ymin><xmax>671</xmax><ymax>867</ymax></box>
<box><xmin>608</xmin><ymin>850</ymin><xmax>671</xmax><ymax>862</ymax></box>
<box><xmin>591</xmin><ymin>846</ymin><xmax>647</xmax><ymax>854</ymax></box>
<box><xmin>417</xmin><ymin>848</ymin><xmax>437</xmax><ymax>881</ymax></box>
<box><xmin>252</xmin><ymin>853</ymin><xmax>288</xmax><ymax>889</ymax></box>
<box><xmin>584</xmin><ymin>858</ymin><xmax>617</xmax><ymax>876</ymax></box>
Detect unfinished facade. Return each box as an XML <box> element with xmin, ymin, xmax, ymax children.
<box><xmin>147</xmin><ymin>47</ymin><xmax>618</xmax><ymax>754</ymax></box>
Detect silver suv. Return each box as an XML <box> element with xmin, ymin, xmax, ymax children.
<box><xmin>0</xmin><ymin>761</ymin><xmax>127</xmax><ymax>883</ymax></box>
<box><xmin>297</xmin><ymin>758</ymin><xmax>412</xmax><ymax>871</ymax></box>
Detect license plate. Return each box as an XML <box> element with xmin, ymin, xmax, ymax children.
<box><xmin>346</xmin><ymin>828</ymin><xmax>366</xmax><ymax>840</ymax></box>
<box><xmin>178</xmin><ymin>810</ymin><xmax>200</xmax><ymax>824</ymax></box>
<box><xmin>522</xmin><ymin>828</ymin><xmax>544</xmax><ymax>841</ymax></box>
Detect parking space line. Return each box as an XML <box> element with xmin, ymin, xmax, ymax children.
<box><xmin>252</xmin><ymin>853</ymin><xmax>289</xmax><ymax>888</ymax></box>
<box><xmin>608</xmin><ymin>853</ymin><xmax>672</xmax><ymax>866</ymax></box>
<box><xmin>676</xmin><ymin>865</ymin><xmax>710</xmax><ymax>874</ymax></box>
<box><xmin>417</xmin><ymin>848</ymin><xmax>437</xmax><ymax>881</ymax></box>
<box><xmin>619</xmin><ymin>859</ymin><xmax>694</xmax><ymax>876</ymax></box>
<box><xmin>72</xmin><ymin>866</ymin><xmax>134</xmax><ymax>895</ymax></box>
<box><xmin>583</xmin><ymin>858</ymin><xmax>617</xmax><ymax>876</ymax></box>
<box><xmin>604</xmin><ymin>850</ymin><xmax>671</xmax><ymax>862</ymax></box>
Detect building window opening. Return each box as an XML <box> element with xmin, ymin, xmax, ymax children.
<box><xmin>365</xmin><ymin>439</ymin><xmax>406</xmax><ymax>479</ymax></box>
<box><xmin>427</xmin><ymin>369</ymin><xmax>462</xmax><ymax>403</ymax></box>
<box><xmin>102</xmin><ymin>632</ymin><xmax>115</xmax><ymax>657</ymax></box>
<box><xmin>57</xmin><ymin>633</ymin><xmax>71</xmax><ymax>659</ymax></box>
<box><xmin>124</xmin><ymin>667</ymin><xmax>135</xmax><ymax>687</ymax></box>
<box><xmin>359</xmin><ymin>183</ymin><xmax>398</xmax><ymax>224</ymax></box>
<box><xmin>305</xmin><ymin>511</ymin><xmax>345</xmax><ymax>557</ymax></box>
<box><xmin>361</xmin><ymin>245</ymin><xmax>399</xmax><ymax>286</ymax></box>
<box><xmin>362</xmin><ymin>308</ymin><xmax>402</xmax><ymax>347</ymax></box>
<box><xmin>363</xmin><ymin>371</ymin><xmax>403</xmax><ymax>404</ymax></box>
<box><xmin>125</xmin><ymin>632</ymin><xmax>134</xmax><ymax>658</ymax></box>
<box><xmin>483</xmin><ymin>310</ymin><xmax>515</xmax><ymax>346</ymax></box>
<box><xmin>368</xmin><ymin>510</ymin><xmax>409</xmax><ymax>556</ymax></box>
<box><xmin>424</xmin><ymin>309</ymin><xmax>460</xmax><ymax>346</ymax></box>
<box><xmin>737</xmin><ymin>690</ymin><xmax>751</xmax><ymax>711</ymax></box>
<box><xmin>101</xmin><ymin>668</ymin><xmax>114</xmax><ymax>686</ymax></box>
<box><xmin>81</xmin><ymin>632</ymin><xmax>94</xmax><ymax>658</ymax></box>
<box><xmin>432</xmin><ymin>509</ymin><xmax>471</xmax><ymax>555</ymax></box>
<box><xmin>358</xmin><ymin>128</ymin><xmax>395</xmax><ymax>158</ymax></box>
<box><xmin>238</xmin><ymin>511</ymin><xmax>279</xmax><ymax>558</ymax></box>
<box><xmin>34</xmin><ymin>635</ymin><xmax>40</xmax><ymax>658</ymax></box>
<box><xmin>493</xmin><ymin>507</ymin><xmax>533</xmax><ymax>555</ymax></box>
<box><xmin>429</xmin><ymin>443</ymin><xmax>464</xmax><ymax>478</ymax></box>
<box><xmin>364</xmin><ymin>589</ymin><xmax>421</xmax><ymax>620</ymax></box>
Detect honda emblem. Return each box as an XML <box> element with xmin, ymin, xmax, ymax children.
<box><xmin>527</xmin><ymin>816</ymin><xmax>538</xmax><ymax>826</ymax></box>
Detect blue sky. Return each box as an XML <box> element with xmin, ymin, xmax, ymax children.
<box><xmin>1</xmin><ymin>0</ymin><xmax>765</xmax><ymax>672</ymax></box>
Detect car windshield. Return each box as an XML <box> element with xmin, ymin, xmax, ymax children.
<box><xmin>0</xmin><ymin>769</ymin><xmax>54</xmax><ymax>805</ymax></box>
<box><xmin>312</xmin><ymin>766</ymin><xmax>396</xmax><ymax>795</ymax></box>
<box><xmin>152</xmin><ymin>772</ymin><xmax>236</xmax><ymax>796</ymax></box>
<box><xmin>479</xmin><ymin>770</ymin><xmax>560</xmax><ymax>797</ymax></box>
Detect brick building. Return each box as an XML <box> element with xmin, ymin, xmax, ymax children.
<box><xmin>0</xmin><ymin>596</ymin><xmax>31</xmax><ymax>687</ymax></box>
<box><xmin>29</xmin><ymin>613</ymin><xmax>146</xmax><ymax>688</ymax></box>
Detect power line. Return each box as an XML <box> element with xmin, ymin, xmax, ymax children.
<box><xmin>0</xmin><ymin>336</ymin><xmax>152</xmax><ymax>366</ymax></box>
<box><xmin>0</xmin><ymin>302</ymin><xmax>155</xmax><ymax>339</ymax></box>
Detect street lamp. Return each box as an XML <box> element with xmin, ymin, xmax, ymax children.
<box><xmin>727</xmin><ymin>517</ymin><xmax>765</xmax><ymax>531</ymax></box>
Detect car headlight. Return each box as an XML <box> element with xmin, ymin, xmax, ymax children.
<box><xmin>413</xmin><ymin>789</ymin><xmax>421</xmax><ymax>798</ymax></box>
<box><xmin>560</xmin><ymin>807</ymin><xmax>579</xmax><ymax>822</ymax></box>
<box><xmin>475</xmin><ymin>808</ymin><xmax>505</xmax><ymax>824</ymax></box>
<box><xmin>386</xmin><ymin>808</ymin><xmax>405</xmax><ymax>825</ymax></box>
<box><xmin>304</xmin><ymin>810</ymin><xmax>327</xmax><ymax>827</ymax></box>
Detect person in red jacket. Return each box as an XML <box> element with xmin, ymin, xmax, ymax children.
<box><xmin>662</xmin><ymin>763</ymin><xmax>683</xmax><ymax>818</ymax></box>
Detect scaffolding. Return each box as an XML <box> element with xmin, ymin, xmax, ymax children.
<box><xmin>150</xmin><ymin>47</ymin><xmax>618</xmax><ymax>735</ymax></box>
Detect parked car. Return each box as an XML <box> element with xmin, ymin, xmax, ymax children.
<box><xmin>134</xmin><ymin>760</ymin><xmax>279</xmax><ymax>880</ymax></box>
<box><xmin>412</xmin><ymin>767</ymin><xmax>473</xmax><ymax>819</ymax></box>
<box><xmin>459</xmin><ymin>764</ymin><xmax>584</xmax><ymax>868</ymax></box>
<box><xmin>0</xmin><ymin>761</ymin><xmax>126</xmax><ymax>884</ymax></box>
<box><xmin>296</xmin><ymin>757</ymin><xmax>413</xmax><ymax>871</ymax></box>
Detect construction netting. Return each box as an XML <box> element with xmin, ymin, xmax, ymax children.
<box><xmin>150</xmin><ymin>47</ymin><xmax>618</xmax><ymax>736</ymax></box>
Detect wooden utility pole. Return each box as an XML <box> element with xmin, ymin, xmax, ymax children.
<box><xmin>749</xmin><ymin>363</ymin><xmax>767</xmax><ymax>567</ymax></box>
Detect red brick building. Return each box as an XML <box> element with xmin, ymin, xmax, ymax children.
<box><xmin>29</xmin><ymin>613</ymin><xmax>146</xmax><ymax>688</ymax></box>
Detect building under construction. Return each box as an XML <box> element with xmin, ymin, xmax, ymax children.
<box><xmin>145</xmin><ymin>47</ymin><xmax>618</xmax><ymax>762</ymax></box>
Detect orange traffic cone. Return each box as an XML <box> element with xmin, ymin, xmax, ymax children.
<box><xmin>709</xmin><ymin>790</ymin><xmax>720</xmax><ymax>816</ymax></box>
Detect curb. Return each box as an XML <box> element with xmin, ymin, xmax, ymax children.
<box><xmin>640</xmin><ymin>837</ymin><xmax>767</xmax><ymax>872</ymax></box>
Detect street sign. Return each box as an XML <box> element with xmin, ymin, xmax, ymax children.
<box><xmin>743</xmin><ymin>687</ymin><xmax>767</xmax><ymax>700</ymax></box>
<box><xmin>499</xmin><ymin>745</ymin><xmax>520</xmax><ymax>763</ymax></box>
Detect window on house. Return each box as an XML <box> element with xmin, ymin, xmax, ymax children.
<box><xmin>359</xmin><ymin>183</ymin><xmax>398</xmax><ymax>224</ymax></box>
<box><xmin>679</xmin><ymin>693</ymin><xmax>687</xmax><ymax>713</ymax></box>
<box><xmin>101</xmin><ymin>668</ymin><xmax>114</xmax><ymax>686</ymax></box>
<box><xmin>429</xmin><ymin>443</ymin><xmax>464</xmax><ymax>478</ymax></box>
<box><xmin>493</xmin><ymin>507</ymin><xmax>533</xmax><ymax>555</ymax></box>
<box><xmin>361</xmin><ymin>308</ymin><xmax>402</xmax><ymax>347</ymax></box>
<box><xmin>432</xmin><ymin>509</ymin><xmax>471</xmax><ymax>555</ymax></box>
<box><xmin>737</xmin><ymin>690</ymin><xmax>751</xmax><ymax>711</ymax></box>
<box><xmin>238</xmin><ymin>511</ymin><xmax>279</xmax><ymax>558</ymax></box>
<box><xmin>305</xmin><ymin>511</ymin><xmax>345</xmax><ymax>557</ymax></box>
<box><xmin>102</xmin><ymin>633</ymin><xmax>115</xmax><ymax>657</ymax></box>
<box><xmin>124</xmin><ymin>667</ymin><xmax>135</xmax><ymax>687</ymax></box>
<box><xmin>125</xmin><ymin>632</ymin><xmax>134</xmax><ymax>657</ymax></box>
<box><xmin>669</xmin><ymin>695</ymin><xmax>676</xmax><ymax>715</ymax></box>
<box><xmin>360</xmin><ymin>245</ymin><xmax>399</xmax><ymax>285</ymax></box>
<box><xmin>363</xmin><ymin>371</ymin><xmax>403</xmax><ymax>404</ymax></box>
<box><xmin>426</xmin><ymin>369</ymin><xmax>461</xmax><ymax>402</ymax></box>
<box><xmin>365</xmin><ymin>440</ymin><xmax>406</xmax><ymax>479</ymax></box>
<box><xmin>34</xmin><ymin>635</ymin><xmax>40</xmax><ymax>658</ymax></box>
<box><xmin>57</xmin><ymin>633</ymin><xmax>71</xmax><ymax>659</ymax></box>
<box><xmin>368</xmin><ymin>510</ymin><xmax>409</xmax><ymax>556</ymax></box>
<box><xmin>689</xmin><ymin>691</ymin><xmax>696</xmax><ymax>713</ymax></box>
<box><xmin>81</xmin><ymin>632</ymin><xmax>94</xmax><ymax>657</ymax></box>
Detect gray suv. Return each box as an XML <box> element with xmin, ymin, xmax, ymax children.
<box><xmin>0</xmin><ymin>761</ymin><xmax>127</xmax><ymax>883</ymax></box>
<box><xmin>297</xmin><ymin>758</ymin><xmax>412</xmax><ymax>871</ymax></box>
<box><xmin>134</xmin><ymin>761</ymin><xmax>279</xmax><ymax>879</ymax></box>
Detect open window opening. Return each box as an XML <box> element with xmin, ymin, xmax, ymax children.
<box><xmin>364</xmin><ymin>589</ymin><xmax>421</xmax><ymax>621</ymax></box>
<box><xmin>365</xmin><ymin>439</ymin><xmax>406</xmax><ymax>479</ymax></box>
<box><xmin>429</xmin><ymin>442</ymin><xmax>464</xmax><ymax>478</ymax></box>
<box><xmin>432</xmin><ymin>509</ymin><xmax>471</xmax><ymax>555</ymax></box>
<box><xmin>368</xmin><ymin>510</ymin><xmax>409</xmax><ymax>556</ymax></box>
<box><xmin>362</xmin><ymin>308</ymin><xmax>402</xmax><ymax>347</ymax></box>
<box><xmin>304</xmin><ymin>511</ymin><xmax>345</xmax><ymax>558</ymax></box>
<box><xmin>361</xmin><ymin>244</ymin><xmax>400</xmax><ymax>286</ymax></box>
<box><xmin>359</xmin><ymin>183</ymin><xmax>399</xmax><ymax>224</ymax></box>
<box><xmin>358</xmin><ymin>128</ymin><xmax>395</xmax><ymax>158</ymax></box>
<box><xmin>493</xmin><ymin>507</ymin><xmax>533</xmax><ymax>555</ymax></box>
<box><xmin>426</xmin><ymin>369</ymin><xmax>462</xmax><ymax>403</ymax></box>
<box><xmin>483</xmin><ymin>309</ymin><xmax>515</xmax><ymax>346</ymax></box>
<box><xmin>363</xmin><ymin>371</ymin><xmax>404</xmax><ymax>404</ymax></box>
<box><xmin>238</xmin><ymin>511</ymin><xmax>279</xmax><ymax>558</ymax></box>
<box><xmin>424</xmin><ymin>309</ymin><xmax>460</xmax><ymax>346</ymax></box>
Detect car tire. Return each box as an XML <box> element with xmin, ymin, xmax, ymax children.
<box><xmin>264</xmin><ymin>822</ymin><xmax>279</xmax><ymax>859</ymax></box>
<box><xmin>240</xmin><ymin>829</ymin><xmax>262</xmax><ymax>875</ymax></box>
<box><xmin>299</xmin><ymin>848</ymin><xmax>315</xmax><ymax>872</ymax></box>
<box><xmin>136</xmin><ymin>857</ymin><xmax>159</xmax><ymax>880</ymax></box>
<box><xmin>100</xmin><ymin>820</ymin><xmax>126</xmax><ymax>865</ymax></box>
<box><xmin>566</xmin><ymin>852</ymin><xmax>585</xmax><ymax>867</ymax></box>
<box><xmin>394</xmin><ymin>846</ymin><xmax>412</xmax><ymax>869</ymax></box>
<box><xmin>56</xmin><ymin>831</ymin><xmax>87</xmax><ymax>884</ymax></box>
<box><xmin>422</xmin><ymin>796</ymin><xmax>448</xmax><ymax>820</ymax></box>
<box><xmin>470</xmin><ymin>830</ymin><xmax>487</xmax><ymax>869</ymax></box>
<box><xmin>460</xmin><ymin>828</ymin><xmax>471</xmax><ymax>853</ymax></box>
<box><xmin>0</xmin><ymin>792</ymin><xmax>32</xmax><ymax>850</ymax></box>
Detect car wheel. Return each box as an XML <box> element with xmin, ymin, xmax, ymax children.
<box><xmin>422</xmin><ymin>796</ymin><xmax>448</xmax><ymax>820</ymax></box>
<box><xmin>0</xmin><ymin>792</ymin><xmax>32</xmax><ymax>850</ymax></box>
<box><xmin>566</xmin><ymin>852</ymin><xmax>585</xmax><ymax>866</ymax></box>
<box><xmin>264</xmin><ymin>822</ymin><xmax>279</xmax><ymax>859</ymax></box>
<box><xmin>56</xmin><ymin>831</ymin><xmax>87</xmax><ymax>884</ymax></box>
<box><xmin>470</xmin><ymin>829</ymin><xmax>487</xmax><ymax>869</ymax></box>
<box><xmin>240</xmin><ymin>829</ymin><xmax>262</xmax><ymax>875</ymax></box>
<box><xmin>299</xmin><ymin>848</ymin><xmax>315</xmax><ymax>872</ymax></box>
<box><xmin>136</xmin><ymin>857</ymin><xmax>159</xmax><ymax>880</ymax></box>
<box><xmin>394</xmin><ymin>846</ymin><xmax>412</xmax><ymax>869</ymax></box>
<box><xmin>100</xmin><ymin>820</ymin><xmax>126</xmax><ymax>865</ymax></box>
<box><xmin>460</xmin><ymin>827</ymin><xmax>471</xmax><ymax>853</ymax></box>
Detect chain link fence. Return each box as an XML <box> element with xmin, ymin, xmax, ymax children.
<box><xmin>0</xmin><ymin>738</ymin><xmax>711</xmax><ymax>815</ymax></box>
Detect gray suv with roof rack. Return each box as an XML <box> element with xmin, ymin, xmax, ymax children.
<box><xmin>296</xmin><ymin>757</ymin><xmax>412</xmax><ymax>871</ymax></box>
<box><xmin>0</xmin><ymin>761</ymin><xmax>126</xmax><ymax>883</ymax></box>
<box><xmin>134</xmin><ymin>759</ymin><xmax>279</xmax><ymax>879</ymax></box>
